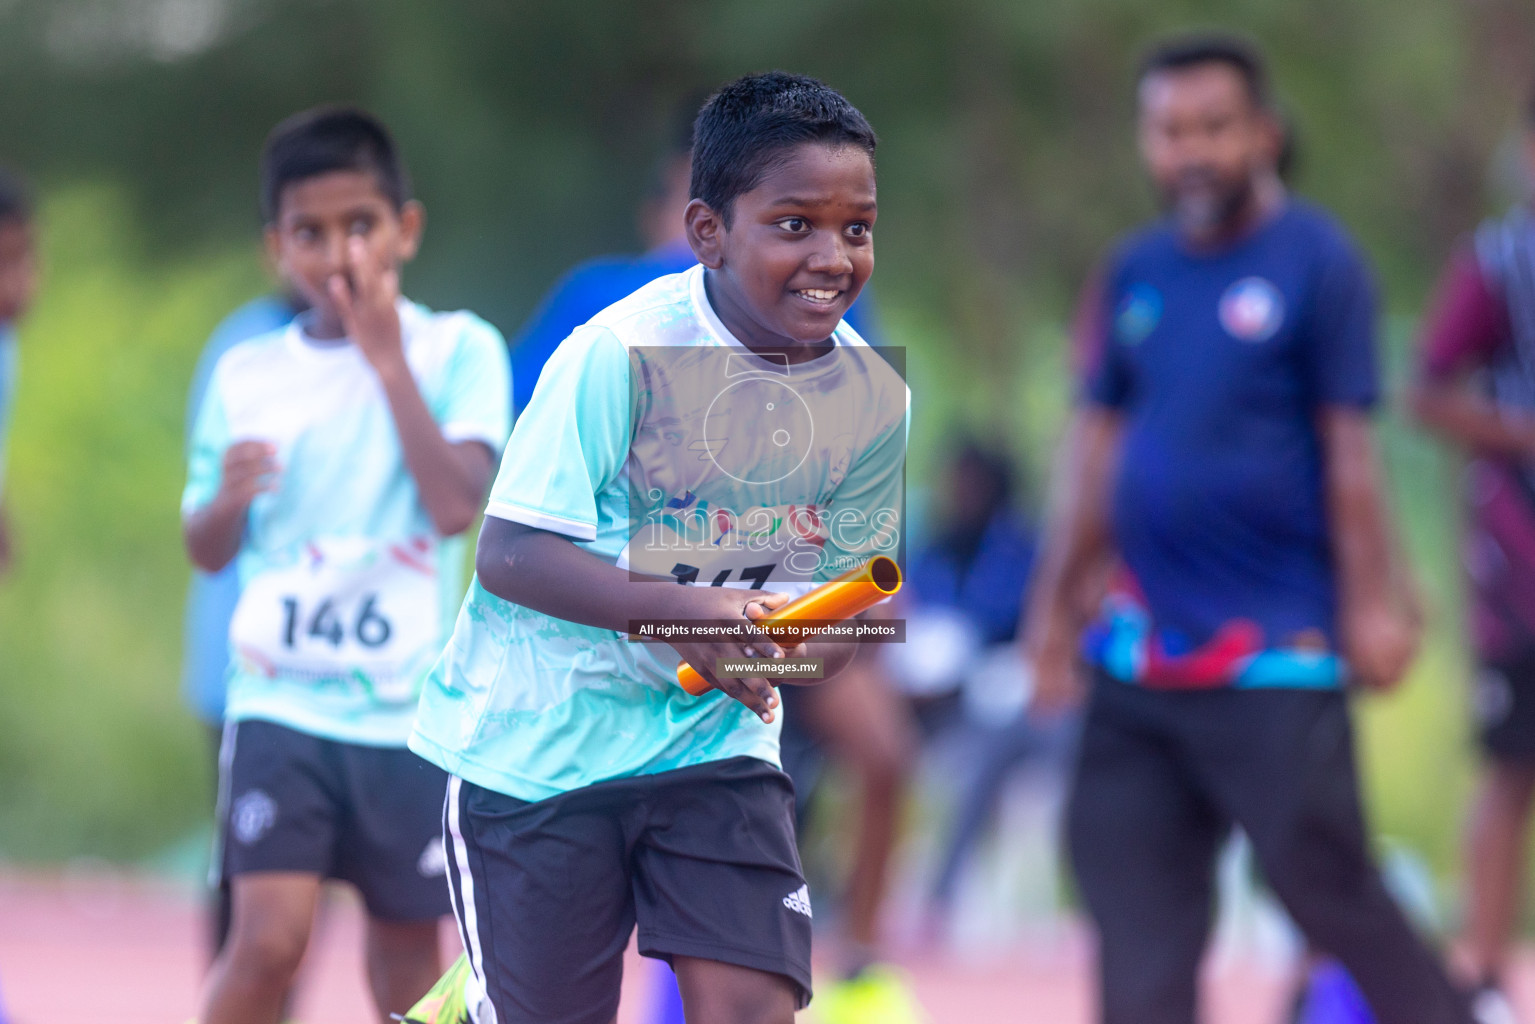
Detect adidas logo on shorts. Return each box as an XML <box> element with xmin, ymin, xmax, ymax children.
<box><xmin>782</xmin><ymin>884</ymin><xmax>813</xmax><ymax>918</ymax></box>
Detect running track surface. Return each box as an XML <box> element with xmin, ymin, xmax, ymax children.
<box><xmin>2</xmin><ymin>871</ymin><xmax>1532</xmax><ymax>1024</ymax></box>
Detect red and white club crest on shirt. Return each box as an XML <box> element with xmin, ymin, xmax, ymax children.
<box><xmin>1218</xmin><ymin>276</ymin><xmax>1285</xmax><ymax>343</ymax></box>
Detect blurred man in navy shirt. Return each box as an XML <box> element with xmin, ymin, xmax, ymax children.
<box><xmin>1024</xmin><ymin>34</ymin><xmax>1470</xmax><ymax>1024</ymax></box>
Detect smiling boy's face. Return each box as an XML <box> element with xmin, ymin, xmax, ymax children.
<box><xmin>686</xmin><ymin>142</ymin><xmax>876</xmax><ymax>355</ymax></box>
<box><xmin>264</xmin><ymin>169</ymin><xmax>422</xmax><ymax>339</ymax></box>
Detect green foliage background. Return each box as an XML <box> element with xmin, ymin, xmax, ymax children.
<box><xmin>0</xmin><ymin>0</ymin><xmax>1532</xmax><ymax>917</ymax></box>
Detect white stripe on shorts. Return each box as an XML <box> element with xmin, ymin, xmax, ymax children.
<box><xmin>447</xmin><ymin>775</ymin><xmax>496</xmax><ymax>1024</ymax></box>
<box><xmin>207</xmin><ymin>719</ymin><xmax>239</xmax><ymax>889</ymax></box>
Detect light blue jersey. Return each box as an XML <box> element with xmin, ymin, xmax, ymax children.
<box><xmin>183</xmin><ymin>299</ymin><xmax>512</xmax><ymax>746</ymax></box>
<box><xmin>0</xmin><ymin>324</ymin><xmax>17</xmax><ymax>502</ymax></box>
<box><xmin>181</xmin><ymin>295</ymin><xmax>300</xmax><ymax>725</ymax></box>
<box><xmin>410</xmin><ymin>265</ymin><xmax>907</xmax><ymax>802</ymax></box>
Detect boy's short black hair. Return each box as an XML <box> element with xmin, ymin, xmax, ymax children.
<box><xmin>691</xmin><ymin>71</ymin><xmax>876</xmax><ymax>225</ymax></box>
<box><xmin>259</xmin><ymin>106</ymin><xmax>412</xmax><ymax>224</ymax></box>
<box><xmin>1138</xmin><ymin>32</ymin><xmax>1272</xmax><ymax>111</ymax></box>
<box><xmin>0</xmin><ymin>167</ymin><xmax>32</xmax><ymax>227</ymax></box>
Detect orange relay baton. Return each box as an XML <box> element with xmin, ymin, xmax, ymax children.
<box><xmin>676</xmin><ymin>554</ymin><xmax>902</xmax><ymax>696</ymax></box>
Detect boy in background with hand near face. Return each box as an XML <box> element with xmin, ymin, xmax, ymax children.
<box><xmin>183</xmin><ymin>106</ymin><xmax>510</xmax><ymax>1024</ymax></box>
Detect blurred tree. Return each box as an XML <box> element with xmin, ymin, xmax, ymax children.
<box><xmin>1</xmin><ymin>0</ymin><xmax>1529</xmax><ymax>332</ymax></box>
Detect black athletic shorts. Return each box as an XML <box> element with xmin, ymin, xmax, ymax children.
<box><xmin>215</xmin><ymin>718</ymin><xmax>452</xmax><ymax>922</ymax></box>
<box><xmin>1474</xmin><ymin>650</ymin><xmax>1535</xmax><ymax>761</ymax></box>
<box><xmin>1068</xmin><ymin>672</ymin><xmax>1473</xmax><ymax>1024</ymax></box>
<box><xmin>444</xmin><ymin>756</ymin><xmax>813</xmax><ymax>1024</ymax></box>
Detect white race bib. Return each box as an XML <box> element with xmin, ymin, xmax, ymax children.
<box><xmin>230</xmin><ymin>535</ymin><xmax>439</xmax><ymax>703</ymax></box>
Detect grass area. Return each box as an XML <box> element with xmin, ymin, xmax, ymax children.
<box><xmin>0</xmin><ymin>184</ymin><xmax>265</xmax><ymax>860</ymax></box>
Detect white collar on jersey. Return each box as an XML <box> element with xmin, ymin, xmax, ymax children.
<box><xmin>285</xmin><ymin>297</ymin><xmax>420</xmax><ymax>361</ymax></box>
<box><xmin>684</xmin><ymin>264</ymin><xmax>859</xmax><ymax>376</ymax></box>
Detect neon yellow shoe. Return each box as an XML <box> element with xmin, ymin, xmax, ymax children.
<box><xmin>812</xmin><ymin>965</ymin><xmax>927</xmax><ymax>1024</ymax></box>
<box><xmin>399</xmin><ymin>953</ymin><xmax>472</xmax><ymax>1024</ymax></box>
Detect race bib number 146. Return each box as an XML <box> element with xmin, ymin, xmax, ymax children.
<box><xmin>230</xmin><ymin>536</ymin><xmax>439</xmax><ymax>703</ymax></box>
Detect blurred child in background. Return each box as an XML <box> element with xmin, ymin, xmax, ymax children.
<box><xmin>0</xmin><ymin>168</ymin><xmax>39</xmax><ymax>577</ymax></box>
<box><xmin>0</xmin><ymin>162</ymin><xmax>37</xmax><ymax>1024</ymax></box>
<box><xmin>1410</xmin><ymin>80</ymin><xmax>1535</xmax><ymax>1024</ymax></box>
<box><xmin>184</xmin><ymin>106</ymin><xmax>510</xmax><ymax>1024</ymax></box>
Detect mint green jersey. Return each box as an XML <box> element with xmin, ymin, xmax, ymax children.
<box><xmin>410</xmin><ymin>265</ymin><xmax>907</xmax><ymax>801</ymax></box>
<box><xmin>182</xmin><ymin>300</ymin><xmax>512</xmax><ymax>746</ymax></box>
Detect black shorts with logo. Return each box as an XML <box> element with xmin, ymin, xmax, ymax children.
<box><xmin>215</xmin><ymin>718</ymin><xmax>452</xmax><ymax>922</ymax></box>
<box><xmin>1475</xmin><ymin>650</ymin><xmax>1535</xmax><ymax>761</ymax></box>
<box><xmin>444</xmin><ymin>756</ymin><xmax>813</xmax><ymax>1024</ymax></box>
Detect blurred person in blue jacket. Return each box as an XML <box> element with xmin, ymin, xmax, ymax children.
<box><xmin>182</xmin><ymin>289</ymin><xmax>302</xmax><ymax>964</ymax></box>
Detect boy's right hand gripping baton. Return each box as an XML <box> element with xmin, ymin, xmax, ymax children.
<box><xmin>676</xmin><ymin>555</ymin><xmax>902</xmax><ymax>696</ymax></box>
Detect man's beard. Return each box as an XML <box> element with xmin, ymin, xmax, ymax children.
<box><xmin>1161</xmin><ymin>167</ymin><xmax>1254</xmax><ymax>236</ymax></box>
